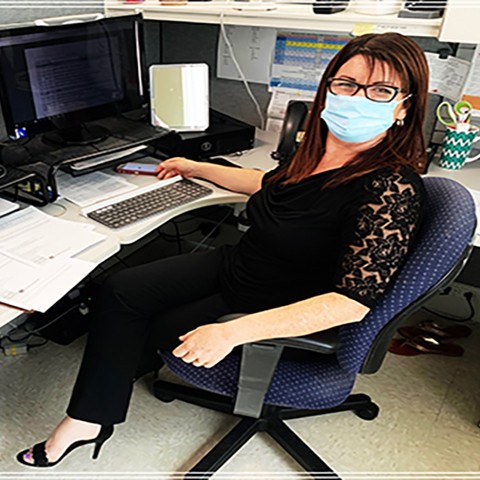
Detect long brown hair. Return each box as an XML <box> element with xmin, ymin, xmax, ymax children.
<box><xmin>269</xmin><ymin>33</ymin><xmax>429</xmax><ymax>188</ymax></box>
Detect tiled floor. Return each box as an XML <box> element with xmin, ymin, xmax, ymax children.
<box><xmin>1</xmin><ymin>314</ymin><xmax>479</xmax><ymax>479</ymax></box>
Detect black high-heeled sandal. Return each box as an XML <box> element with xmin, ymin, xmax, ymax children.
<box><xmin>16</xmin><ymin>425</ymin><xmax>114</xmax><ymax>468</ymax></box>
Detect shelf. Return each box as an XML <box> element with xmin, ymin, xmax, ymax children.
<box><xmin>104</xmin><ymin>1</ymin><xmax>443</xmax><ymax>38</ymax></box>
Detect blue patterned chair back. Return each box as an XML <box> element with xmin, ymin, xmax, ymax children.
<box><xmin>336</xmin><ymin>176</ymin><xmax>476</xmax><ymax>374</ymax></box>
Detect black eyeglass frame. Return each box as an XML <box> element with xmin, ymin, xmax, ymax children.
<box><xmin>327</xmin><ymin>77</ymin><xmax>407</xmax><ymax>103</ymax></box>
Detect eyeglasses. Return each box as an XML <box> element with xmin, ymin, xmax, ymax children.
<box><xmin>327</xmin><ymin>77</ymin><xmax>406</xmax><ymax>103</ymax></box>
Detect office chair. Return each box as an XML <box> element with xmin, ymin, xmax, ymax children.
<box><xmin>154</xmin><ymin>177</ymin><xmax>476</xmax><ymax>479</ymax></box>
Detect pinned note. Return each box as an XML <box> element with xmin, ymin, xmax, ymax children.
<box><xmin>426</xmin><ymin>52</ymin><xmax>470</xmax><ymax>101</ymax></box>
<box><xmin>217</xmin><ymin>25</ymin><xmax>276</xmax><ymax>84</ymax></box>
<box><xmin>352</xmin><ymin>23</ymin><xmax>375</xmax><ymax>36</ymax></box>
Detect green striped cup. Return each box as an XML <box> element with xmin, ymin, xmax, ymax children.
<box><xmin>439</xmin><ymin>126</ymin><xmax>480</xmax><ymax>170</ymax></box>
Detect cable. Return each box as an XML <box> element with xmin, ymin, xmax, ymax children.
<box><xmin>114</xmin><ymin>254</ymin><xmax>130</xmax><ymax>268</ymax></box>
<box><xmin>26</xmin><ymin>338</ymin><xmax>49</xmax><ymax>350</ymax></box>
<box><xmin>18</xmin><ymin>303</ymin><xmax>81</xmax><ymax>338</ymax></box>
<box><xmin>219</xmin><ymin>12</ymin><xmax>265</xmax><ymax>129</ymax></box>
<box><xmin>190</xmin><ymin>208</ymin><xmax>232</xmax><ymax>253</ymax></box>
<box><xmin>1</xmin><ymin>333</ymin><xmax>48</xmax><ymax>354</ymax></box>
<box><xmin>159</xmin><ymin>226</ymin><xmax>203</xmax><ymax>239</ymax></box>
<box><xmin>171</xmin><ymin>219</ymin><xmax>182</xmax><ymax>254</ymax></box>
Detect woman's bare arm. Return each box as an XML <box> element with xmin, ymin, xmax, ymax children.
<box><xmin>156</xmin><ymin>157</ymin><xmax>265</xmax><ymax>195</ymax></box>
<box><xmin>172</xmin><ymin>292</ymin><xmax>369</xmax><ymax>368</ymax></box>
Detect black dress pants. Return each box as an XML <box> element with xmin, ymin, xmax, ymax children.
<box><xmin>67</xmin><ymin>249</ymin><xmax>233</xmax><ymax>426</ymax></box>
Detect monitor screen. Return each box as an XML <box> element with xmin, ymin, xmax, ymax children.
<box><xmin>0</xmin><ymin>14</ymin><xmax>146</xmax><ymax>144</ymax></box>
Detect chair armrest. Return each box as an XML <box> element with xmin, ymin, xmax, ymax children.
<box><xmin>257</xmin><ymin>330</ymin><xmax>340</xmax><ymax>355</ymax></box>
<box><xmin>216</xmin><ymin>313</ymin><xmax>340</xmax><ymax>418</ymax></box>
<box><xmin>216</xmin><ymin>313</ymin><xmax>340</xmax><ymax>354</ymax></box>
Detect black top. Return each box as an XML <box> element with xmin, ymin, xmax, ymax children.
<box><xmin>220</xmin><ymin>165</ymin><xmax>425</xmax><ymax>312</ymax></box>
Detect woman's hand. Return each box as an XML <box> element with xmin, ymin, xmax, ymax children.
<box><xmin>156</xmin><ymin>157</ymin><xmax>200</xmax><ymax>180</ymax></box>
<box><xmin>172</xmin><ymin>323</ymin><xmax>237</xmax><ymax>368</ymax></box>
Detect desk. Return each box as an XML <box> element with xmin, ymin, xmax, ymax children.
<box><xmin>1</xmin><ymin>128</ymin><xmax>478</xmax><ymax>332</ymax></box>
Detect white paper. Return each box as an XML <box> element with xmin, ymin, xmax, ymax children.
<box><xmin>0</xmin><ymin>251</ymin><xmax>96</xmax><ymax>313</ymax></box>
<box><xmin>266</xmin><ymin>117</ymin><xmax>284</xmax><ymax>133</ymax></box>
<box><xmin>0</xmin><ymin>207</ymin><xmax>105</xmax><ymax>267</ymax></box>
<box><xmin>426</xmin><ymin>52</ymin><xmax>471</xmax><ymax>101</ymax></box>
<box><xmin>462</xmin><ymin>45</ymin><xmax>480</xmax><ymax>116</ymax></box>
<box><xmin>217</xmin><ymin>26</ymin><xmax>276</xmax><ymax>84</ymax></box>
<box><xmin>57</xmin><ymin>170</ymin><xmax>138</xmax><ymax>208</ymax></box>
<box><xmin>0</xmin><ymin>197</ymin><xmax>19</xmax><ymax>217</ymax></box>
<box><xmin>266</xmin><ymin>89</ymin><xmax>314</xmax><ymax>134</ymax></box>
<box><xmin>267</xmin><ymin>90</ymin><xmax>313</xmax><ymax>119</ymax></box>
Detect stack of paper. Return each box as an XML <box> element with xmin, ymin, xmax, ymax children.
<box><xmin>0</xmin><ymin>207</ymin><xmax>106</xmax><ymax>313</ymax></box>
<box><xmin>0</xmin><ymin>198</ymin><xmax>20</xmax><ymax>217</ymax></box>
<box><xmin>56</xmin><ymin>170</ymin><xmax>137</xmax><ymax>208</ymax></box>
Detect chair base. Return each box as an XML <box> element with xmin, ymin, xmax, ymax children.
<box><xmin>154</xmin><ymin>380</ymin><xmax>379</xmax><ymax>480</ymax></box>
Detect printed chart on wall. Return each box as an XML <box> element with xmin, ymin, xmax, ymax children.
<box><xmin>266</xmin><ymin>32</ymin><xmax>349</xmax><ymax>132</ymax></box>
<box><xmin>270</xmin><ymin>32</ymin><xmax>350</xmax><ymax>94</ymax></box>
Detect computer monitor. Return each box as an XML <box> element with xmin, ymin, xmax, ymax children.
<box><xmin>0</xmin><ymin>14</ymin><xmax>147</xmax><ymax>145</ymax></box>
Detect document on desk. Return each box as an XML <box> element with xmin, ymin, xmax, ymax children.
<box><xmin>56</xmin><ymin>171</ymin><xmax>137</xmax><ymax>207</ymax></box>
<box><xmin>0</xmin><ymin>251</ymin><xmax>96</xmax><ymax>313</ymax></box>
<box><xmin>0</xmin><ymin>197</ymin><xmax>20</xmax><ymax>217</ymax></box>
<box><xmin>0</xmin><ymin>206</ymin><xmax>106</xmax><ymax>267</ymax></box>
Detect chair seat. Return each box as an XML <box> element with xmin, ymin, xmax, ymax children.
<box><xmin>161</xmin><ymin>351</ymin><xmax>356</xmax><ymax>410</ymax></box>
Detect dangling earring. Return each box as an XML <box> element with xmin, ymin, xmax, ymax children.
<box><xmin>396</xmin><ymin>119</ymin><xmax>404</xmax><ymax>127</ymax></box>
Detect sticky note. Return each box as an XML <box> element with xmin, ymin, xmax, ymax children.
<box><xmin>352</xmin><ymin>23</ymin><xmax>375</xmax><ymax>37</ymax></box>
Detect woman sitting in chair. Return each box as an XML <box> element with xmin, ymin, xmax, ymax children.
<box><xmin>18</xmin><ymin>32</ymin><xmax>429</xmax><ymax>467</ymax></box>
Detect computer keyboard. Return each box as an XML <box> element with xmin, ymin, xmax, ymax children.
<box><xmin>86</xmin><ymin>179</ymin><xmax>213</xmax><ymax>229</ymax></box>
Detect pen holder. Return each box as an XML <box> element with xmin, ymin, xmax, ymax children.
<box><xmin>438</xmin><ymin>126</ymin><xmax>480</xmax><ymax>170</ymax></box>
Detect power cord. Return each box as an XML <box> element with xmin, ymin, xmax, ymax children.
<box><xmin>6</xmin><ymin>303</ymin><xmax>81</xmax><ymax>342</ymax></box>
<box><xmin>219</xmin><ymin>11</ymin><xmax>265</xmax><ymax>129</ymax></box>
<box><xmin>156</xmin><ymin>218</ymin><xmax>217</xmax><ymax>255</ymax></box>
<box><xmin>1</xmin><ymin>328</ymin><xmax>49</xmax><ymax>356</ymax></box>
<box><xmin>190</xmin><ymin>208</ymin><xmax>232</xmax><ymax>253</ymax></box>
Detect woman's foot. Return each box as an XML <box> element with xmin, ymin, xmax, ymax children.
<box><xmin>22</xmin><ymin>416</ymin><xmax>101</xmax><ymax>465</ymax></box>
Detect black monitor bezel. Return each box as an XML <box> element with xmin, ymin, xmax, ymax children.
<box><xmin>0</xmin><ymin>14</ymin><xmax>148</xmax><ymax>140</ymax></box>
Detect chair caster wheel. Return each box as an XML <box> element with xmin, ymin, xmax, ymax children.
<box><xmin>155</xmin><ymin>391</ymin><xmax>176</xmax><ymax>403</ymax></box>
<box><xmin>355</xmin><ymin>403</ymin><xmax>379</xmax><ymax>420</ymax></box>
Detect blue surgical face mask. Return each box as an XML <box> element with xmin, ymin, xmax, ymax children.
<box><xmin>321</xmin><ymin>92</ymin><xmax>406</xmax><ymax>143</ymax></box>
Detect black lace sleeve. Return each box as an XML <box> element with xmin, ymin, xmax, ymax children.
<box><xmin>333</xmin><ymin>168</ymin><xmax>425</xmax><ymax>309</ymax></box>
